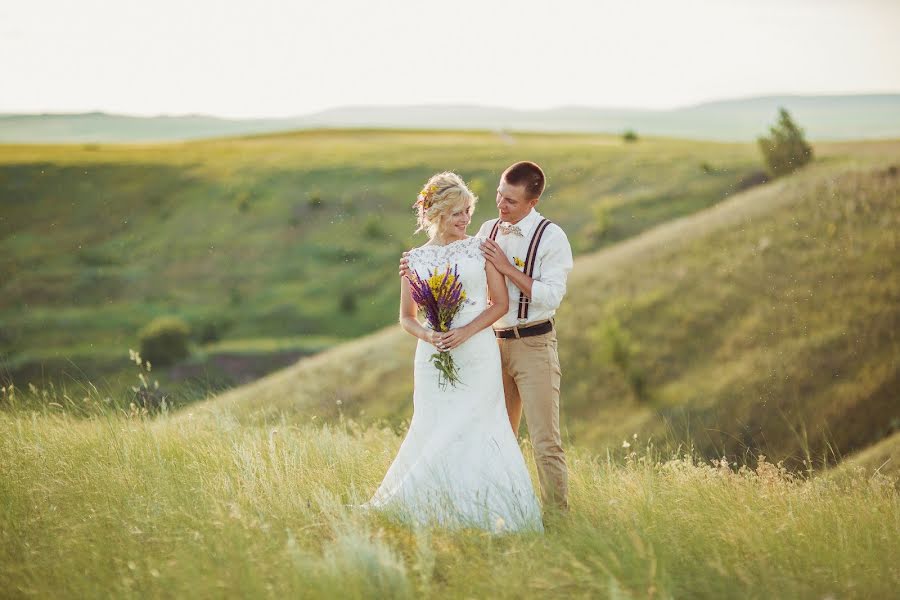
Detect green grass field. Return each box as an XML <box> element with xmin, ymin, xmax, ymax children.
<box><xmin>1</xmin><ymin>403</ymin><xmax>897</xmax><ymax>598</ymax></box>
<box><xmin>2</xmin><ymin>130</ymin><xmax>766</xmax><ymax>393</ymax></box>
<box><xmin>2</xmin><ymin>131</ymin><xmax>898</xmax><ymax>598</ymax></box>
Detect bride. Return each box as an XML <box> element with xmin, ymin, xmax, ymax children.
<box><xmin>362</xmin><ymin>172</ymin><xmax>543</xmax><ymax>533</ymax></box>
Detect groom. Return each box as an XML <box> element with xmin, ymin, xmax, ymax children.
<box><xmin>477</xmin><ymin>161</ymin><xmax>572</xmax><ymax>512</ymax></box>
<box><xmin>401</xmin><ymin>161</ymin><xmax>573</xmax><ymax>511</ymax></box>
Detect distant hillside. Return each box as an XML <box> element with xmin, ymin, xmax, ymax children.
<box><xmin>188</xmin><ymin>149</ymin><xmax>900</xmax><ymax>469</ymax></box>
<box><xmin>2</xmin><ymin>94</ymin><xmax>899</xmax><ymax>142</ymax></box>
<box><xmin>0</xmin><ymin>130</ymin><xmax>766</xmax><ymax>392</ymax></box>
<box><xmin>0</xmin><ymin>112</ymin><xmax>299</xmax><ymax>143</ymax></box>
<box><xmin>299</xmin><ymin>95</ymin><xmax>900</xmax><ymax>141</ymax></box>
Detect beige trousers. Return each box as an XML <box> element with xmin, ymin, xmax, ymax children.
<box><xmin>497</xmin><ymin>326</ymin><xmax>568</xmax><ymax>510</ymax></box>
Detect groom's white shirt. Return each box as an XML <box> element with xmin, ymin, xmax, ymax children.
<box><xmin>477</xmin><ymin>208</ymin><xmax>574</xmax><ymax>329</ymax></box>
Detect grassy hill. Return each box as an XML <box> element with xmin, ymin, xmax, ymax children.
<box><xmin>189</xmin><ymin>144</ymin><xmax>900</xmax><ymax>470</ymax></box>
<box><xmin>1</xmin><ymin>134</ymin><xmax>897</xmax><ymax>598</ymax></box>
<box><xmin>834</xmin><ymin>430</ymin><xmax>900</xmax><ymax>478</ymax></box>
<box><xmin>1</xmin><ymin>130</ymin><xmax>767</xmax><ymax>393</ymax></box>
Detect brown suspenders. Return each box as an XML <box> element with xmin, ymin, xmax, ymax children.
<box><xmin>488</xmin><ymin>217</ymin><xmax>552</xmax><ymax>323</ymax></box>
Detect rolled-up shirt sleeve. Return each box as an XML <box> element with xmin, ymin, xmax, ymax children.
<box><xmin>530</xmin><ymin>226</ymin><xmax>573</xmax><ymax>311</ymax></box>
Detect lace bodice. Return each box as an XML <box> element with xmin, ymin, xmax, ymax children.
<box><xmin>407</xmin><ymin>236</ymin><xmax>487</xmax><ymax>325</ymax></box>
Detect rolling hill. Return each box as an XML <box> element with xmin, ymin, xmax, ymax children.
<box><xmin>187</xmin><ymin>144</ymin><xmax>900</xmax><ymax>470</ymax></box>
<box><xmin>1</xmin><ymin>130</ymin><xmax>766</xmax><ymax>391</ymax></box>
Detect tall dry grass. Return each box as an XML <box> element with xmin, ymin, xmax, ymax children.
<box><xmin>1</xmin><ymin>387</ymin><xmax>897</xmax><ymax>598</ymax></box>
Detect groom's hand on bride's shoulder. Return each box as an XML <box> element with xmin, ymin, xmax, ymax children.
<box><xmin>399</xmin><ymin>252</ymin><xmax>411</xmax><ymax>278</ymax></box>
<box><xmin>480</xmin><ymin>239</ymin><xmax>513</xmax><ymax>274</ymax></box>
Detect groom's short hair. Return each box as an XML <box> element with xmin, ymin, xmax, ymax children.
<box><xmin>502</xmin><ymin>161</ymin><xmax>545</xmax><ymax>200</ymax></box>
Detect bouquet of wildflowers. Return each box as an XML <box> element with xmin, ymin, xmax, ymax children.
<box><xmin>408</xmin><ymin>264</ymin><xmax>467</xmax><ymax>389</ymax></box>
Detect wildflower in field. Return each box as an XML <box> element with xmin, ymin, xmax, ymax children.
<box><xmin>129</xmin><ymin>348</ymin><xmax>142</xmax><ymax>366</ymax></box>
<box><xmin>622</xmin><ymin>440</ymin><xmax>631</xmax><ymax>448</ymax></box>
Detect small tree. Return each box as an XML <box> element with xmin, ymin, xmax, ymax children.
<box><xmin>623</xmin><ymin>129</ymin><xmax>639</xmax><ymax>143</ymax></box>
<box><xmin>307</xmin><ymin>190</ymin><xmax>324</xmax><ymax>209</ymax></box>
<box><xmin>757</xmin><ymin>108</ymin><xmax>813</xmax><ymax>178</ymax></box>
<box><xmin>594</xmin><ymin>316</ymin><xmax>647</xmax><ymax>402</ymax></box>
<box><xmin>138</xmin><ymin>316</ymin><xmax>191</xmax><ymax>367</ymax></box>
<box><xmin>339</xmin><ymin>291</ymin><xmax>358</xmax><ymax>314</ymax></box>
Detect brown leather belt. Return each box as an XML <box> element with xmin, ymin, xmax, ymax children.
<box><xmin>494</xmin><ymin>320</ymin><xmax>553</xmax><ymax>339</ymax></box>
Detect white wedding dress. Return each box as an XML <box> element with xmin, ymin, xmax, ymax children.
<box><xmin>362</xmin><ymin>236</ymin><xmax>543</xmax><ymax>533</ymax></box>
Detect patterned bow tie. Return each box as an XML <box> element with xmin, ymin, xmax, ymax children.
<box><xmin>499</xmin><ymin>223</ymin><xmax>524</xmax><ymax>236</ymax></box>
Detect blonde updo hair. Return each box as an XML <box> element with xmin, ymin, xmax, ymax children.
<box><xmin>413</xmin><ymin>172</ymin><xmax>478</xmax><ymax>238</ymax></box>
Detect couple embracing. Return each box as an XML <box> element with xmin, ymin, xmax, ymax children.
<box><xmin>362</xmin><ymin>162</ymin><xmax>573</xmax><ymax>533</ymax></box>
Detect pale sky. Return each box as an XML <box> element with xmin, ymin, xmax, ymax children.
<box><xmin>2</xmin><ymin>0</ymin><xmax>899</xmax><ymax>118</ymax></box>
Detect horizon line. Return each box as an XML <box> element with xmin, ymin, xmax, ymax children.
<box><xmin>2</xmin><ymin>90</ymin><xmax>899</xmax><ymax>122</ymax></box>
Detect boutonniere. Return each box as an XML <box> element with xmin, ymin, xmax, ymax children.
<box><xmin>513</xmin><ymin>256</ymin><xmax>525</xmax><ymax>269</ymax></box>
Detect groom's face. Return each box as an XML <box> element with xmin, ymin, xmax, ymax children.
<box><xmin>496</xmin><ymin>179</ymin><xmax>538</xmax><ymax>224</ymax></box>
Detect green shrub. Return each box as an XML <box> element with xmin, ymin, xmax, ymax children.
<box><xmin>757</xmin><ymin>108</ymin><xmax>813</xmax><ymax>178</ymax></box>
<box><xmin>194</xmin><ymin>317</ymin><xmax>232</xmax><ymax>344</ymax></box>
<box><xmin>308</xmin><ymin>190</ymin><xmax>324</xmax><ymax>209</ymax></box>
<box><xmin>594</xmin><ymin>316</ymin><xmax>647</xmax><ymax>401</ymax></box>
<box><xmin>582</xmin><ymin>203</ymin><xmax>610</xmax><ymax>244</ymax></box>
<box><xmin>234</xmin><ymin>190</ymin><xmax>252</xmax><ymax>212</ymax></box>
<box><xmin>340</xmin><ymin>291</ymin><xmax>358</xmax><ymax>314</ymax></box>
<box><xmin>362</xmin><ymin>215</ymin><xmax>387</xmax><ymax>239</ymax></box>
<box><xmin>623</xmin><ymin>129</ymin><xmax>639</xmax><ymax>142</ymax></box>
<box><xmin>138</xmin><ymin>316</ymin><xmax>191</xmax><ymax>367</ymax></box>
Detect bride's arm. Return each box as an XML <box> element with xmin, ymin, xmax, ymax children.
<box><xmin>399</xmin><ymin>276</ymin><xmax>442</xmax><ymax>345</ymax></box>
<box><xmin>441</xmin><ymin>261</ymin><xmax>509</xmax><ymax>350</ymax></box>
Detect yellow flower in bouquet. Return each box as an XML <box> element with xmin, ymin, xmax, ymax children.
<box><xmin>423</xmin><ymin>267</ymin><xmax>467</xmax><ymax>331</ymax></box>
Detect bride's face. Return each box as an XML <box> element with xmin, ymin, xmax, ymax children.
<box><xmin>443</xmin><ymin>202</ymin><xmax>473</xmax><ymax>238</ymax></box>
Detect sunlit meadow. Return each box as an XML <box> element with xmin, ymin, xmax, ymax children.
<box><xmin>1</xmin><ymin>380</ymin><xmax>897</xmax><ymax>599</ymax></box>
<box><xmin>2</xmin><ymin>123</ymin><xmax>898</xmax><ymax>600</ymax></box>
